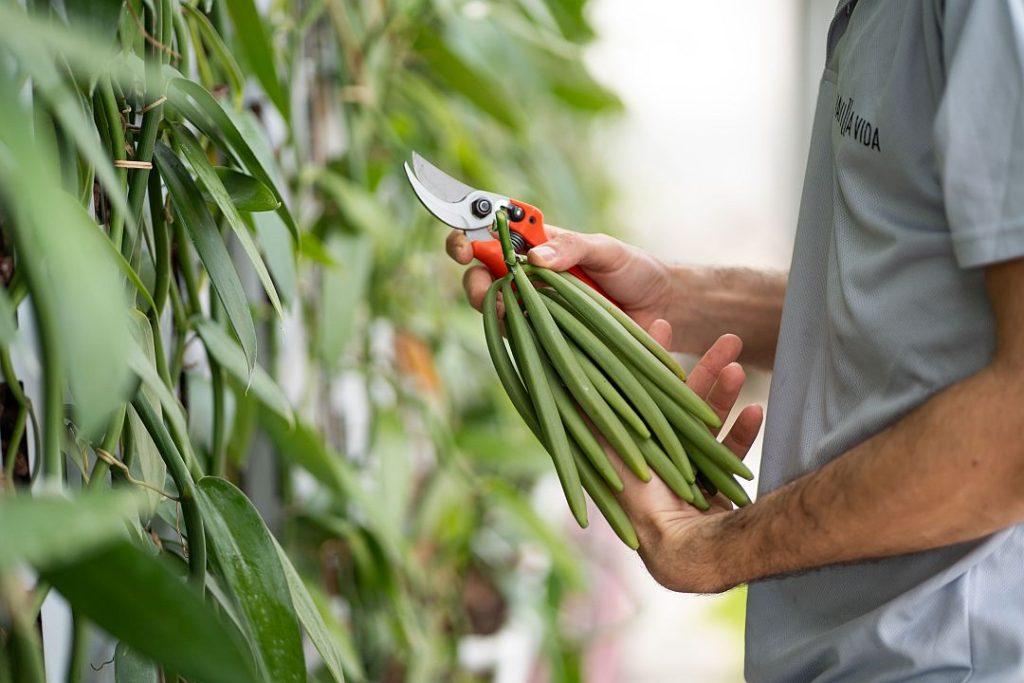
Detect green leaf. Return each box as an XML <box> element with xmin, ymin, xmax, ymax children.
<box><xmin>172</xmin><ymin>125</ymin><xmax>283</xmax><ymax>317</ymax></box>
<box><xmin>221</xmin><ymin>0</ymin><xmax>290</xmax><ymax>122</ymax></box>
<box><xmin>123</xmin><ymin>314</ymin><xmax>168</xmax><ymax>518</ymax></box>
<box><xmin>215</xmin><ymin>167</ymin><xmax>280</xmax><ymax>212</ymax></box>
<box><xmin>7</xmin><ymin>29</ymin><xmax>133</xmax><ymax>235</ymax></box>
<box><xmin>166</xmin><ymin>77</ymin><xmax>299</xmax><ymax>243</ymax></box>
<box><xmin>274</xmin><ymin>538</ymin><xmax>361</xmax><ymax>683</ymax></box>
<box><xmin>127</xmin><ymin>313</ymin><xmax>194</xmax><ymax>470</ymax></box>
<box><xmin>0</xmin><ymin>71</ymin><xmax>136</xmax><ymax>437</ymax></box>
<box><xmin>0</xmin><ymin>492</ymin><xmax>142</xmax><ymax>570</ymax></box>
<box><xmin>262</xmin><ymin>411</ymin><xmax>354</xmax><ymax>497</ymax></box>
<box><xmin>314</xmin><ymin>172</ymin><xmax>394</xmax><ymax>235</ymax></box>
<box><xmin>221</xmin><ymin>105</ymin><xmax>288</xmax><ymax>191</ymax></box>
<box><xmin>194</xmin><ymin>318</ymin><xmax>292</xmax><ymax>424</ymax></box>
<box><xmin>318</xmin><ymin>232</ymin><xmax>373</xmax><ymax>369</ymax></box>
<box><xmin>252</xmin><ymin>211</ymin><xmax>296</xmax><ymax>306</ymax></box>
<box><xmin>540</xmin><ymin>0</ymin><xmax>594</xmax><ymax>43</ymax></box>
<box><xmin>413</xmin><ymin>31</ymin><xmax>519</xmax><ymax>130</ymax></box>
<box><xmin>257</xmin><ymin>410</ymin><xmax>352</xmax><ymax>498</ymax></box>
<box><xmin>125</xmin><ymin>406</ymin><xmax>168</xmax><ymax>518</ymax></box>
<box><xmin>0</xmin><ymin>147</ymin><xmax>134</xmax><ymax>438</ymax></box>
<box><xmin>114</xmin><ymin>642</ymin><xmax>159</xmax><ymax>683</ymax></box>
<box><xmin>181</xmin><ymin>4</ymin><xmax>246</xmax><ymax>108</ymax></box>
<box><xmin>106</xmin><ymin>237</ymin><xmax>157</xmax><ymax>313</ymax></box>
<box><xmin>0</xmin><ymin>5</ymin><xmax>132</xmax><ymax>80</ymax></box>
<box><xmin>44</xmin><ymin>541</ymin><xmax>258</xmax><ymax>683</ymax></box>
<box><xmin>64</xmin><ymin>0</ymin><xmax>123</xmax><ymax>42</ymax></box>
<box><xmin>154</xmin><ymin>142</ymin><xmax>257</xmax><ymax>372</ymax></box>
<box><xmin>197</xmin><ymin>477</ymin><xmax>306</xmax><ymax>683</ymax></box>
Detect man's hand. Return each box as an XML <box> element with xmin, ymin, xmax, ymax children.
<box><xmin>446</xmin><ymin>226</ymin><xmax>788</xmax><ymax>368</ymax></box>
<box><xmin>446</xmin><ymin>226</ymin><xmax>676</xmax><ymax>331</ymax></box>
<box><xmin>613</xmin><ymin>329</ymin><xmax>764</xmax><ymax>593</ymax></box>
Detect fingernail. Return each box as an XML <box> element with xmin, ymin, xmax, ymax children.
<box><xmin>531</xmin><ymin>246</ymin><xmax>555</xmax><ymax>262</ymax></box>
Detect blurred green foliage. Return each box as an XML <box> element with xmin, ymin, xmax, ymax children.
<box><xmin>0</xmin><ymin>0</ymin><xmax>621</xmax><ymax>680</ymax></box>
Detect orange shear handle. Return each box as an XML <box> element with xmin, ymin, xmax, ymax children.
<box><xmin>471</xmin><ymin>200</ymin><xmax>610</xmax><ymax>300</ymax></box>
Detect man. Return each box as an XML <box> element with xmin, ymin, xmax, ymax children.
<box><xmin>449</xmin><ymin>1</ymin><xmax>1024</xmax><ymax>679</ymax></box>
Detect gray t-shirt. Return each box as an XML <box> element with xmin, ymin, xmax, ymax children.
<box><xmin>747</xmin><ymin>1</ymin><xmax>1024</xmax><ymax>680</ymax></box>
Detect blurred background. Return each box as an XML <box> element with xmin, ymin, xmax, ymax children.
<box><xmin>0</xmin><ymin>0</ymin><xmax>839</xmax><ymax>681</ymax></box>
<box><xmin>575</xmin><ymin>2</ymin><xmax>837</xmax><ymax>680</ymax></box>
<box><xmin>540</xmin><ymin>1</ymin><xmax>836</xmax><ymax>680</ymax></box>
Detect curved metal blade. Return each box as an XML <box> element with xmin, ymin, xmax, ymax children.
<box><xmin>412</xmin><ymin>151</ymin><xmax>476</xmax><ymax>203</ymax></box>
<box><xmin>405</xmin><ymin>162</ymin><xmax>478</xmax><ymax>230</ymax></box>
<box><xmin>404</xmin><ymin>152</ymin><xmax>509</xmax><ymax>236</ymax></box>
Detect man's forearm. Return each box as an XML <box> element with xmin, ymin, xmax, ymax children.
<box><xmin>665</xmin><ymin>266</ymin><xmax>787</xmax><ymax>370</ymax></box>
<box><xmin>677</xmin><ymin>358</ymin><xmax>1024</xmax><ymax>592</ymax></box>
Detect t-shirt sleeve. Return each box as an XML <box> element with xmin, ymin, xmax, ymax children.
<box><xmin>935</xmin><ymin>0</ymin><xmax>1024</xmax><ymax>269</ymax></box>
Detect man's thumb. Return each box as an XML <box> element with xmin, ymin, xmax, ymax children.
<box><xmin>527</xmin><ymin>233</ymin><xmax>585</xmax><ymax>271</ymax></box>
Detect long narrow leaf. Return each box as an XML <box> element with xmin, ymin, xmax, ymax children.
<box><xmin>194</xmin><ymin>318</ymin><xmax>292</xmax><ymax>424</ymax></box>
<box><xmin>10</xmin><ymin>36</ymin><xmax>133</xmax><ymax>234</ymax></box>
<box><xmin>215</xmin><ymin>167</ymin><xmax>280</xmax><ymax>212</ymax></box>
<box><xmin>181</xmin><ymin>4</ymin><xmax>246</xmax><ymax>108</ymax></box>
<box><xmin>197</xmin><ymin>477</ymin><xmax>306</xmax><ymax>683</ymax></box>
<box><xmin>44</xmin><ymin>541</ymin><xmax>258</xmax><ymax>683</ymax></box>
<box><xmin>123</xmin><ymin>312</ymin><xmax>168</xmax><ymax>518</ymax></box>
<box><xmin>310</xmin><ymin>226</ymin><xmax>372</xmax><ymax>369</ymax></box>
<box><xmin>127</xmin><ymin>312</ymin><xmax>193</xmax><ymax>470</ymax></box>
<box><xmin>114</xmin><ymin>643</ymin><xmax>159</xmax><ymax>683</ymax></box>
<box><xmin>0</xmin><ymin>492</ymin><xmax>142</xmax><ymax>570</ymax></box>
<box><xmin>413</xmin><ymin>31</ymin><xmax>519</xmax><ymax>130</ymax></box>
<box><xmin>221</xmin><ymin>0</ymin><xmax>290</xmax><ymax>122</ymax></box>
<box><xmin>105</xmin><ymin>237</ymin><xmax>157</xmax><ymax>313</ymax></box>
<box><xmin>252</xmin><ymin>211</ymin><xmax>296</xmax><ymax>306</ymax></box>
<box><xmin>274</xmin><ymin>538</ymin><xmax>362</xmax><ymax>683</ymax></box>
<box><xmin>0</xmin><ymin>69</ymin><xmax>134</xmax><ymax>436</ymax></box>
<box><xmin>154</xmin><ymin>142</ymin><xmax>257</xmax><ymax>372</ymax></box>
<box><xmin>172</xmin><ymin>125</ymin><xmax>283</xmax><ymax>317</ymax></box>
<box><xmin>166</xmin><ymin>76</ymin><xmax>298</xmax><ymax>243</ymax></box>
<box><xmin>257</xmin><ymin>410</ymin><xmax>354</xmax><ymax>498</ymax></box>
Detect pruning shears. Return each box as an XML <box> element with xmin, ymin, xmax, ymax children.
<box><xmin>403</xmin><ymin>151</ymin><xmax>604</xmax><ymax>293</ymax></box>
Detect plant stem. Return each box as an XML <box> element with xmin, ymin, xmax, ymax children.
<box><xmin>171</xmin><ymin>0</ymin><xmax>191</xmax><ymax>72</ymax></box>
<box><xmin>2</xmin><ymin>578</ymin><xmax>45</xmax><ymax>683</ymax></box>
<box><xmin>65</xmin><ymin>611</ymin><xmax>87</xmax><ymax>683</ymax></box>
<box><xmin>0</xmin><ymin>348</ymin><xmax>26</xmax><ymax>407</ymax></box>
<box><xmin>97</xmin><ymin>78</ymin><xmax>127</xmax><ymax>251</ymax></box>
<box><xmin>3</xmin><ymin>407</ymin><xmax>26</xmax><ymax>488</ymax></box>
<box><xmin>167</xmin><ymin>282</ymin><xmax>189</xmax><ymax>383</ymax></box>
<box><xmin>147</xmin><ymin>169</ymin><xmax>174</xmax><ymax>388</ymax></box>
<box><xmin>495</xmin><ymin>209</ymin><xmax>516</xmax><ymax>269</ymax></box>
<box><xmin>87</xmin><ymin>406</ymin><xmax>126</xmax><ymax>491</ymax></box>
<box><xmin>149</xmin><ymin>170</ymin><xmax>171</xmax><ymax>316</ymax></box>
<box><xmin>131</xmin><ymin>392</ymin><xmax>206</xmax><ymax>589</ymax></box>
<box><xmin>174</xmin><ymin>220</ymin><xmax>202</xmax><ymax>314</ymax></box>
<box><xmin>122</xmin><ymin>1</ymin><xmax>166</xmax><ymax>261</ymax></box>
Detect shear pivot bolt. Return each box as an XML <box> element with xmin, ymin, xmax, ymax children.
<box><xmin>471</xmin><ymin>198</ymin><xmax>492</xmax><ymax>217</ymax></box>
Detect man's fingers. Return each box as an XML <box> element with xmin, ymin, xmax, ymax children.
<box><xmin>446</xmin><ymin>230</ymin><xmax>474</xmax><ymax>265</ymax></box>
<box><xmin>526</xmin><ymin>230</ymin><xmax>624</xmax><ymax>274</ymax></box>
<box><xmin>705</xmin><ymin>362</ymin><xmax>745</xmax><ymax>431</ymax></box>
<box><xmin>686</xmin><ymin>334</ymin><xmax>743</xmax><ymax>398</ymax></box>
<box><xmin>463</xmin><ymin>266</ymin><xmax>494</xmax><ymax>312</ymax></box>
<box><xmin>721</xmin><ymin>404</ymin><xmax>763</xmax><ymax>460</ymax></box>
<box><xmin>647</xmin><ymin>319</ymin><xmax>673</xmax><ymax>350</ymax></box>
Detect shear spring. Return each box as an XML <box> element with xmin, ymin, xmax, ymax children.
<box><xmin>509</xmin><ymin>231</ymin><xmax>528</xmax><ymax>254</ymax></box>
